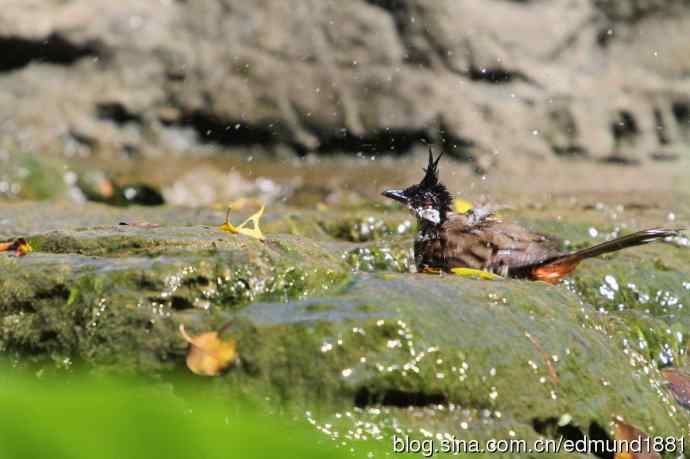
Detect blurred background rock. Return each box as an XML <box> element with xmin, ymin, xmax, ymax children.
<box><xmin>1</xmin><ymin>0</ymin><xmax>688</xmax><ymax>173</ymax></box>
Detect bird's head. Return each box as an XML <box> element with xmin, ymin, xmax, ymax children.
<box><xmin>382</xmin><ymin>148</ymin><xmax>452</xmax><ymax>226</ymax></box>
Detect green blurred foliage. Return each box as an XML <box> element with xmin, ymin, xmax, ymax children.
<box><xmin>0</xmin><ymin>370</ymin><xmax>380</xmax><ymax>459</ymax></box>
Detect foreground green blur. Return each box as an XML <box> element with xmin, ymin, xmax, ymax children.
<box><xmin>0</xmin><ymin>370</ymin><xmax>377</xmax><ymax>459</ymax></box>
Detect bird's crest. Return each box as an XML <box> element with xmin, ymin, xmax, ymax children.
<box><xmin>420</xmin><ymin>147</ymin><xmax>443</xmax><ymax>189</ymax></box>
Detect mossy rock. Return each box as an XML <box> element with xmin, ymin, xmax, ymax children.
<box><xmin>0</xmin><ymin>199</ymin><xmax>688</xmax><ymax>457</ymax></box>
<box><xmin>222</xmin><ymin>272</ymin><xmax>688</xmax><ymax>454</ymax></box>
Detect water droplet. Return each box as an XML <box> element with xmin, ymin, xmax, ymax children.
<box><xmin>604</xmin><ymin>275</ymin><xmax>619</xmax><ymax>292</ymax></box>
<box><xmin>558</xmin><ymin>413</ymin><xmax>572</xmax><ymax>426</ymax></box>
<box><xmin>489</xmin><ymin>387</ymin><xmax>498</xmax><ymax>400</ymax></box>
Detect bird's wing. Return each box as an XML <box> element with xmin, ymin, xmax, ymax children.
<box><xmin>440</xmin><ymin>213</ymin><xmax>561</xmax><ymax>272</ymax></box>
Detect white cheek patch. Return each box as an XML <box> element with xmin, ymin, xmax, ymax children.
<box><xmin>416</xmin><ymin>207</ymin><xmax>440</xmax><ymax>224</ymax></box>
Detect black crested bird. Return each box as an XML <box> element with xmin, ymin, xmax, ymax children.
<box><xmin>382</xmin><ymin>148</ymin><xmax>684</xmax><ymax>283</ymax></box>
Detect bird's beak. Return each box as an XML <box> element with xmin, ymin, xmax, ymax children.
<box><xmin>382</xmin><ymin>189</ymin><xmax>408</xmax><ymax>204</ymax></box>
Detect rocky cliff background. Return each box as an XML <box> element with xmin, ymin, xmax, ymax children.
<box><xmin>1</xmin><ymin>0</ymin><xmax>689</xmax><ymax>170</ymax></box>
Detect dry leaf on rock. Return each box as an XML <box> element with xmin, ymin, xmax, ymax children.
<box><xmin>525</xmin><ymin>332</ymin><xmax>560</xmax><ymax>385</ymax></box>
<box><xmin>450</xmin><ymin>267</ymin><xmax>502</xmax><ymax>280</ymax></box>
<box><xmin>0</xmin><ymin>238</ymin><xmax>33</xmax><ymax>257</ymax></box>
<box><xmin>612</xmin><ymin>417</ymin><xmax>661</xmax><ymax>459</ymax></box>
<box><xmin>661</xmin><ymin>368</ymin><xmax>690</xmax><ymax>409</ymax></box>
<box><xmin>219</xmin><ymin>205</ymin><xmax>266</xmax><ymax>241</ymax></box>
<box><xmin>179</xmin><ymin>324</ymin><xmax>238</xmax><ymax>376</ymax></box>
<box><xmin>453</xmin><ymin>198</ymin><xmax>474</xmax><ymax>214</ymax></box>
<box><xmin>118</xmin><ymin>221</ymin><xmax>161</xmax><ymax>228</ymax></box>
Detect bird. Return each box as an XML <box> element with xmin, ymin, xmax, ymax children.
<box><xmin>382</xmin><ymin>148</ymin><xmax>684</xmax><ymax>284</ymax></box>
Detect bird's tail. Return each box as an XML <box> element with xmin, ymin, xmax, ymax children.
<box><xmin>531</xmin><ymin>228</ymin><xmax>684</xmax><ymax>284</ymax></box>
<box><xmin>561</xmin><ymin>227</ymin><xmax>682</xmax><ymax>262</ymax></box>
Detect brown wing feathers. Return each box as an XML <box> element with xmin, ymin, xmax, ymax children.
<box><xmin>430</xmin><ymin>216</ymin><xmax>683</xmax><ymax>283</ymax></box>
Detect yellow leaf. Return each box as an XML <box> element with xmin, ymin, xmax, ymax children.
<box><xmin>219</xmin><ymin>205</ymin><xmax>266</xmax><ymax>241</ymax></box>
<box><xmin>16</xmin><ymin>239</ymin><xmax>32</xmax><ymax>256</ymax></box>
<box><xmin>450</xmin><ymin>267</ymin><xmax>502</xmax><ymax>280</ymax></box>
<box><xmin>179</xmin><ymin>324</ymin><xmax>238</xmax><ymax>376</ymax></box>
<box><xmin>453</xmin><ymin>198</ymin><xmax>474</xmax><ymax>213</ymax></box>
<box><xmin>453</xmin><ymin>199</ymin><xmax>503</xmax><ymax>220</ymax></box>
<box><xmin>0</xmin><ymin>238</ymin><xmax>32</xmax><ymax>257</ymax></box>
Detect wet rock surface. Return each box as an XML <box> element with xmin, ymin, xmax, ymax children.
<box><xmin>1</xmin><ymin>185</ymin><xmax>689</xmax><ymax>451</ymax></box>
<box><xmin>1</xmin><ymin>1</ymin><xmax>690</xmax><ymax>166</ymax></box>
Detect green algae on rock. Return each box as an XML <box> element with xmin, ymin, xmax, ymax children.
<box><xmin>225</xmin><ymin>272</ymin><xmax>688</xmax><ymax>451</ymax></box>
<box><xmin>0</xmin><ymin>229</ymin><xmax>349</xmax><ymax>371</ymax></box>
<box><xmin>343</xmin><ymin>242</ymin><xmax>413</xmax><ymax>273</ymax></box>
<box><xmin>567</xmin><ymin>247</ymin><xmax>690</xmax><ymax>368</ymax></box>
<box><xmin>0</xmin><ymin>194</ymin><xmax>688</xmax><ymax>457</ymax></box>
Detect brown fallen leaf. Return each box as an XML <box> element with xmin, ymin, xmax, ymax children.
<box><xmin>118</xmin><ymin>221</ymin><xmax>161</xmax><ymax>228</ymax></box>
<box><xmin>525</xmin><ymin>331</ymin><xmax>560</xmax><ymax>385</ymax></box>
<box><xmin>661</xmin><ymin>367</ymin><xmax>690</xmax><ymax>409</ymax></box>
<box><xmin>179</xmin><ymin>324</ymin><xmax>237</xmax><ymax>376</ymax></box>
<box><xmin>219</xmin><ymin>204</ymin><xmax>265</xmax><ymax>241</ymax></box>
<box><xmin>0</xmin><ymin>238</ymin><xmax>33</xmax><ymax>257</ymax></box>
<box><xmin>613</xmin><ymin>417</ymin><xmax>661</xmax><ymax>459</ymax></box>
